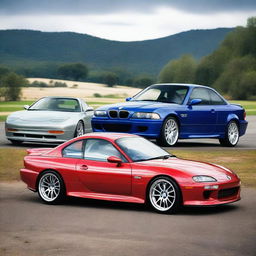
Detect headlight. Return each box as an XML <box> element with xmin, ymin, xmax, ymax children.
<box><xmin>193</xmin><ymin>176</ymin><xmax>217</xmax><ymax>182</ymax></box>
<box><xmin>94</xmin><ymin>110</ymin><xmax>107</xmax><ymax>117</ymax></box>
<box><xmin>132</xmin><ymin>112</ymin><xmax>160</xmax><ymax>119</ymax></box>
<box><xmin>7</xmin><ymin>116</ymin><xmax>20</xmax><ymax>122</ymax></box>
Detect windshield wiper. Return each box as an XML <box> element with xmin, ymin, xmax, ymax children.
<box><xmin>137</xmin><ymin>155</ymin><xmax>174</xmax><ymax>162</ymax></box>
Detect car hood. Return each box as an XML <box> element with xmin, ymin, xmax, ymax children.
<box><xmin>7</xmin><ymin>110</ymin><xmax>77</xmax><ymax>123</ymax></box>
<box><xmin>137</xmin><ymin>157</ymin><xmax>237</xmax><ymax>182</ymax></box>
<box><xmin>96</xmin><ymin>101</ymin><xmax>178</xmax><ymax>111</ymax></box>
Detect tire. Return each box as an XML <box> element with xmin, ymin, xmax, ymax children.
<box><xmin>74</xmin><ymin>121</ymin><xmax>85</xmax><ymax>137</ymax></box>
<box><xmin>148</xmin><ymin>176</ymin><xmax>181</xmax><ymax>213</ymax></box>
<box><xmin>157</xmin><ymin>117</ymin><xmax>179</xmax><ymax>146</ymax></box>
<box><xmin>9</xmin><ymin>140</ymin><xmax>23</xmax><ymax>146</ymax></box>
<box><xmin>219</xmin><ymin>121</ymin><xmax>239</xmax><ymax>147</ymax></box>
<box><xmin>38</xmin><ymin>171</ymin><xmax>66</xmax><ymax>204</ymax></box>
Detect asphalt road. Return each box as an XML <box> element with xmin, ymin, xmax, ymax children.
<box><xmin>0</xmin><ymin>115</ymin><xmax>256</xmax><ymax>149</ymax></box>
<box><xmin>0</xmin><ymin>182</ymin><xmax>255</xmax><ymax>256</ymax></box>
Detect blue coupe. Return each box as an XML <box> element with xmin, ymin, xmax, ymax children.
<box><xmin>91</xmin><ymin>84</ymin><xmax>248</xmax><ymax>147</ymax></box>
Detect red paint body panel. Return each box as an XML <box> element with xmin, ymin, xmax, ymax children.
<box><xmin>20</xmin><ymin>133</ymin><xmax>241</xmax><ymax>206</ymax></box>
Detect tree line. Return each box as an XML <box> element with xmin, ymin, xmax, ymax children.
<box><xmin>1</xmin><ymin>17</ymin><xmax>255</xmax><ymax>101</ymax></box>
<box><xmin>159</xmin><ymin>17</ymin><xmax>256</xmax><ymax>100</ymax></box>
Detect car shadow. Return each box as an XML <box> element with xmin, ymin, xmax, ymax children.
<box><xmin>24</xmin><ymin>194</ymin><xmax>240</xmax><ymax>215</ymax></box>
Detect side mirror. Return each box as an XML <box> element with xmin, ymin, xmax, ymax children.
<box><xmin>126</xmin><ymin>97</ymin><xmax>132</xmax><ymax>102</ymax></box>
<box><xmin>24</xmin><ymin>105</ymin><xmax>29</xmax><ymax>110</ymax></box>
<box><xmin>85</xmin><ymin>107</ymin><xmax>94</xmax><ymax>112</ymax></box>
<box><xmin>107</xmin><ymin>156</ymin><xmax>122</xmax><ymax>166</ymax></box>
<box><xmin>188</xmin><ymin>99</ymin><xmax>202</xmax><ymax>106</ymax></box>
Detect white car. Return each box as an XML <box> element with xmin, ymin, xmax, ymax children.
<box><xmin>5</xmin><ymin>97</ymin><xmax>94</xmax><ymax>145</ymax></box>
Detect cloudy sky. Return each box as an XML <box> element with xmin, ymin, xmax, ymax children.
<box><xmin>0</xmin><ymin>0</ymin><xmax>256</xmax><ymax>41</ymax></box>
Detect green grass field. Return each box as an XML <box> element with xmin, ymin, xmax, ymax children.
<box><xmin>0</xmin><ymin>99</ymin><xmax>255</xmax><ymax>122</ymax></box>
<box><xmin>1</xmin><ymin>148</ymin><xmax>255</xmax><ymax>188</ymax></box>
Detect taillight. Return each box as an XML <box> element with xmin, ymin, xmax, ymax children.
<box><xmin>243</xmin><ymin>111</ymin><xmax>246</xmax><ymax>120</ymax></box>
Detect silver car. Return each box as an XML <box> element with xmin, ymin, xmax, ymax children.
<box><xmin>5</xmin><ymin>97</ymin><xmax>94</xmax><ymax>145</ymax></box>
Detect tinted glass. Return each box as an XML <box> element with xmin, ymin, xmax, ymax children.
<box><xmin>209</xmin><ymin>90</ymin><xmax>226</xmax><ymax>105</ymax></box>
<box><xmin>63</xmin><ymin>140</ymin><xmax>83</xmax><ymax>159</ymax></box>
<box><xmin>133</xmin><ymin>85</ymin><xmax>189</xmax><ymax>104</ymax></box>
<box><xmin>84</xmin><ymin>139</ymin><xmax>126</xmax><ymax>162</ymax></box>
<box><xmin>189</xmin><ymin>88</ymin><xmax>210</xmax><ymax>105</ymax></box>
<box><xmin>116</xmin><ymin>137</ymin><xmax>171</xmax><ymax>162</ymax></box>
<box><xmin>29</xmin><ymin>98</ymin><xmax>81</xmax><ymax>112</ymax></box>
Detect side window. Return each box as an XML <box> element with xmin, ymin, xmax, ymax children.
<box><xmin>84</xmin><ymin>139</ymin><xmax>126</xmax><ymax>162</ymax></box>
<box><xmin>63</xmin><ymin>140</ymin><xmax>83</xmax><ymax>159</ymax></box>
<box><xmin>209</xmin><ymin>90</ymin><xmax>226</xmax><ymax>105</ymax></box>
<box><xmin>189</xmin><ymin>88</ymin><xmax>211</xmax><ymax>105</ymax></box>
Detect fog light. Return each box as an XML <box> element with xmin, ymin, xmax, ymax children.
<box><xmin>48</xmin><ymin>130</ymin><xmax>64</xmax><ymax>134</ymax></box>
<box><xmin>204</xmin><ymin>185</ymin><xmax>219</xmax><ymax>190</ymax></box>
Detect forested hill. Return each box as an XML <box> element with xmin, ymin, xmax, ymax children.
<box><xmin>0</xmin><ymin>28</ymin><xmax>233</xmax><ymax>74</ymax></box>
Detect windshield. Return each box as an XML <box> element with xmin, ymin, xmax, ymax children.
<box><xmin>132</xmin><ymin>84</ymin><xmax>189</xmax><ymax>104</ymax></box>
<box><xmin>116</xmin><ymin>137</ymin><xmax>172</xmax><ymax>162</ymax></box>
<box><xmin>29</xmin><ymin>98</ymin><xmax>81</xmax><ymax>112</ymax></box>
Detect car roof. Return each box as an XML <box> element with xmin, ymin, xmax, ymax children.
<box><xmin>77</xmin><ymin>132</ymin><xmax>139</xmax><ymax>140</ymax></box>
<box><xmin>151</xmin><ymin>83</ymin><xmax>209</xmax><ymax>89</ymax></box>
<box><xmin>42</xmin><ymin>96</ymin><xmax>81</xmax><ymax>100</ymax></box>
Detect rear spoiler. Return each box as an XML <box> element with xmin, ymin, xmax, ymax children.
<box><xmin>26</xmin><ymin>148</ymin><xmax>52</xmax><ymax>155</ymax></box>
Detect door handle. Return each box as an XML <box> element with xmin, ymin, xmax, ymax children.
<box><xmin>211</xmin><ymin>109</ymin><xmax>215</xmax><ymax>113</ymax></box>
<box><xmin>80</xmin><ymin>164</ymin><xmax>88</xmax><ymax>170</ymax></box>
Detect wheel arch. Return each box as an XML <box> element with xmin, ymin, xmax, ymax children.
<box><xmin>74</xmin><ymin>119</ymin><xmax>85</xmax><ymax>137</ymax></box>
<box><xmin>162</xmin><ymin>113</ymin><xmax>180</xmax><ymax>129</ymax></box>
<box><xmin>36</xmin><ymin>169</ymin><xmax>66</xmax><ymax>193</ymax></box>
<box><xmin>226</xmin><ymin>114</ymin><xmax>239</xmax><ymax>126</ymax></box>
<box><xmin>145</xmin><ymin>174</ymin><xmax>183</xmax><ymax>204</ymax></box>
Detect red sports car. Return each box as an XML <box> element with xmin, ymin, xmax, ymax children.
<box><xmin>20</xmin><ymin>133</ymin><xmax>241</xmax><ymax>213</ymax></box>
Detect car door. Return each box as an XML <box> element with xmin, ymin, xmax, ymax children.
<box><xmin>76</xmin><ymin>138</ymin><xmax>132</xmax><ymax>195</ymax></box>
<box><xmin>183</xmin><ymin>87</ymin><xmax>217</xmax><ymax>135</ymax></box>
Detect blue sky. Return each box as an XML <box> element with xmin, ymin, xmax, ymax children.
<box><xmin>0</xmin><ymin>0</ymin><xmax>255</xmax><ymax>41</ymax></box>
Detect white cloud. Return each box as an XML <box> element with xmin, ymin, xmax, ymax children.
<box><xmin>0</xmin><ymin>7</ymin><xmax>255</xmax><ymax>41</ymax></box>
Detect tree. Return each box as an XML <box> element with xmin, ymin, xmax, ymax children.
<box><xmin>0</xmin><ymin>66</ymin><xmax>10</xmax><ymax>77</ymax></box>
<box><xmin>133</xmin><ymin>75</ymin><xmax>155</xmax><ymax>88</ymax></box>
<box><xmin>159</xmin><ymin>54</ymin><xmax>197</xmax><ymax>83</ymax></box>
<box><xmin>102</xmin><ymin>72</ymin><xmax>119</xmax><ymax>87</ymax></box>
<box><xmin>0</xmin><ymin>72</ymin><xmax>28</xmax><ymax>101</ymax></box>
<box><xmin>57</xmin><ymin>63</ymin><xmax>88</xmax><ymax>81</ymax></box>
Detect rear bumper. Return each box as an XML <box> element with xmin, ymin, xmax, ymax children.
<box><xmin>239</xmin><ymin>120</ymin><xmax>248</xmax><ymax>137</ymax></box>
<box><xmin>91</xmin><ymin>118</ymin><xmax>162</xmax><ymax>138</ymax></box>
<box><xmin>181</xmin><ymin>181</ymin><xmax>241</xmax><ymax>206</ymax></box>
<box><xmin>20</xmin><ymin>168</ymin><xmax>38</xmax><ymax>191</ymax></box>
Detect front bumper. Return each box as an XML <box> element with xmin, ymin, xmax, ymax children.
<box><xmin>5</xmin><ymin>122</ymin><xmax>75</xmax><ymax>143</ymax></box>
<box><xmin>181</xmin><ymin>180</ymin><xmax>241</xmax><ymax>206</ymax></box>
<box><xmin>91</xmin><ymin>118</ymin><xmax>162</xmax><ymax>138</ymax></box>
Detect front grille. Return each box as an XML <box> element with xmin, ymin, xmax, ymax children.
<box><xmin>218</xmin><ymin>187</ymin><xmax>239</xmax><ymax>199</ymax></box>
<box><xmin>102</xmin><ymin>124</ymin><xmax>131</xmax><ymax>132</ymax></box>
<box><xmin>119</xmin><ymin>110</ymin><xmax>129</xmax><ymax>118</ymax></box>
<box><xmin>109</xmin><ymin>110</ymin><xmax>118</xmax><ymax>118</ymax></box>
<box><xmin>108</xmin><ymin>110</ymin><xmax>129</xmax><ymax>119</ymax></box>
<box><xmin>12</xmin><ymin>133</ymin><xmax>56</xmax><ymax>139</ymax></box>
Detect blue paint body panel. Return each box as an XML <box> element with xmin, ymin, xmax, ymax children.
<box><xmin>91</xmin><ymin>84</ymin><xmax>248</xmax><ymax>141</ymax></box>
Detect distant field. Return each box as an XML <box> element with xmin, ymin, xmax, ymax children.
<box><xmin>0</xmin><ymin>79</ymin><xmax>255</xmax><ymax>121</ymax></box>
<box><xmin>231</xmin><ymin>101</ymin><xmax>256</xmax><ymax>115</ymax></box>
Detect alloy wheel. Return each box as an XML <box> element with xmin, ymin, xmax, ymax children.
<box><xmin>149</xmin><ymin>178</ymin><xmax>176</xmax><ymax>212</ymax></box>
<box><xmin>164</xmin><ymin>119</ymin><xmax>179</xmax><ymax>146</ymax></box>
<box><xmin>38</xmin><ymin>173</ymin><xmax>61</xmax><ymax>202</ymax></box>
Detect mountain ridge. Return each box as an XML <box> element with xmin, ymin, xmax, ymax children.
<box><xmin>0</xmin><ymin>28</ymin><xmax>233</xmax><ymax>75</ymax></box>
